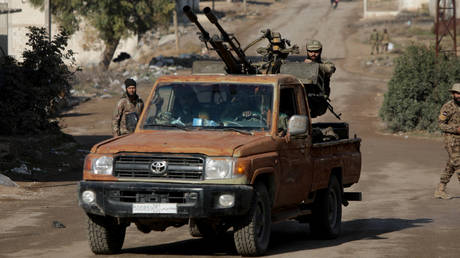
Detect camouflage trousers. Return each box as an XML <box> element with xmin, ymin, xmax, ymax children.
<box><xmin>441</xmin><ymin>136</ymin><xmax>460</xmax><ymax>184</ymax></box>
<box><xmin>371</xmin><ymin>43</ymin><xmax>379</xmax><ymax>54</ymax></box>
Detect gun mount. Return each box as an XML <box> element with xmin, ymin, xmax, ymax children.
<box><xmin>246</xmin><ymin>29</ymin><xmax>300</xmax><ymax>74</ymax></box>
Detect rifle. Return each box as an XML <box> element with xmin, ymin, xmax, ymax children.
<box><xmin>326</xmin><ymin>98</ymin><xmax>342</xmax><ymax>120</ymax></box>
<box><xmin>183</xmin><ymin>6</ymin><xmax>255</xmax><ymax>74</ymax></box>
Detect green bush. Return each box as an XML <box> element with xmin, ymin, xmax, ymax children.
<box><xmin>0</xmin><ymin>27</ymin><xmax>75</xmax><ymax>135</ymax></box>
<box><xmin>380</xmin><ymin>45</ymin><xmax>460</xmax><ymax>132</ymax></box>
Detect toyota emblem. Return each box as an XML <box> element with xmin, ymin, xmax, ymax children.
<box><xmin>150</xmin><ymin>161</ymin><xmax>167</xmax><ymax>174</ymax></box>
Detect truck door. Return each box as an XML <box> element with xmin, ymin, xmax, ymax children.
<box><xmin>275</xmin><ymin>84</ymin><xmax>313</xmax><ymax>208</ymax></box>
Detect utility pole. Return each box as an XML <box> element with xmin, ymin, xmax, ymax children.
<box><xmin>243</xmin><ymin>0</ymin><xmax>247</xmax><ymax>14</ymax></box>
<box><xmin>174</xmin><ymin>9</ymin><xmax>179</xmax><ymax>54</ymax></box>
<box><xmin>363</xmin><ymin>0</ymin><xmax>367</xmax><ymax>18</ymax></box>
<box><xmin>435</xmin><ymin>0</ymin><xmax>457</xmax><ymax>57</ymax></box>
<box><xmin>44</xmin><ymin>0</ymin><xmax>51</xmax><ymax>41</ymax></box>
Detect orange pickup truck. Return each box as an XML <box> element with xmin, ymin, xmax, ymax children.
<box><xmin>78</xmin><ymin>74</ymin><xmax>361</xmax><ymax>256</ymax></box>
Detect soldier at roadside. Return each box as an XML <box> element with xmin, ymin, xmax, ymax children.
<box><xmin>381</xmin><ymin>28</ymin><xmax>390</xmax><ymax>53</ymax></box>
<box><xmin>304</xmin><ymin>39</ymin><xmax>336</xmax><ymax>98</ymax></box>
<box><xmin>435</xmin><ymin>83</ymin><xmax>460</xmax><ymax>199</ymax></box>
<box><xmin>369</xmin><ymin>28</ymin><xmax>381</xmax><ymax>55</ymax></box>
<box><xmin>112</xmin><ymin>78</ymin><xmax>144</xmax><ymax>137</ymax></box>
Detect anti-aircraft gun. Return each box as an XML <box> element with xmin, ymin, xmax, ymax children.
<box><xmin>183</xmin><ymin>6</ymin><xmax>256</xmax><ymax>74</ymax></box>
<box><xmin>183</xmin><ymin>6</ymin><xmax>298</xmax><ymax>75</ymax></box>
<box><xmin>183</xmin><ymin>5</ymin><xmax>339</xmax><ymax>119</ymax></box>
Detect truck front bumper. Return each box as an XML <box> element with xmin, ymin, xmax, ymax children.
<box><xmin>78</xmin><ymin>181</ymin><xmax>253</xmax><ymax>218</ymax></box>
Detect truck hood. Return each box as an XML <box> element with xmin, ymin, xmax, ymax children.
<box><xmin>92</xmin><ymin>130</ymin><xmax>276</xmax><ymax>156</ymax></box>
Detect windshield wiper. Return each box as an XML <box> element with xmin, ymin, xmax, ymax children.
<box><xmin>143</xmin><ymin>124</ymin><xmax>192</xmax><ymax>131</ymax></box>
<box><xmin>201</xmin><ymin>127</ymin><xmax>253</xmax><ymax>135</ymax></box>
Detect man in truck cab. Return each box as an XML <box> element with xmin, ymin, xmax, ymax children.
<box><xmin>112</xmin><ymin>78</ymin><xmax>144</xmax><ymax>137</ymax></box>
<box><xmin>171</xmin><ymin>86</ymin><xmax>201</xmax><ymax>124</ymax></box>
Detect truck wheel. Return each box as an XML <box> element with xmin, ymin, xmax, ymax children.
<box><xmin>87</xmin><ymin>214</ymin><xmax>126</xmax><ymax>254</ymax></box>
<box><xmin>234</xmin><ymin>182</ymin><xmax>271</xmax><ymax>256</ymax></box>
<box><xmin>189</xmin><ymin>219</ymin><xmax>228</xmax><ymax>238</ymax></box>
<box><xmin>309</xmin><ymin>176</ymin><xmax>342</xmax><ymax>239</ymax></box>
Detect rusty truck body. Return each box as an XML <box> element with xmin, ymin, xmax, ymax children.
<box><xmin>78</xmin><ymin>74</ymin><xmax>361</xmax><ymax>256</ymax></box>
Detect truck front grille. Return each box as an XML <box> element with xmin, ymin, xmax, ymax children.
<box><xmin>113</xmin><ymin>155</ymin><xmax>204</xmax><ymax>180</ymax></box>
<box><xmin>109</xmin><ymin>190</ymin><xmax>198</xmax><ymax>204</ymax></box>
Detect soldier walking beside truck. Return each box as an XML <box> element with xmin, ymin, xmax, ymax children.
<box><xmin>112</xmin><ymin>78</ymin><xmax>144</xmax><ymax>137</ymax></box>
<box><xmin>435</xmin><ymin>83</ymin><xmax>460</xmax><ymax>199</ymax></box>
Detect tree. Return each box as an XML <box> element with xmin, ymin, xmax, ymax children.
<box><xmin>0</xmin><ymin>27</ymin><xmax>75</xmax><ymax>135</ymax></box>
<box><xmin>379</xmin><ymin>45</ymin><xmax>460</xmax><ymax>132</ymax></box>
<box><xmin>30</xmin><ymin>0</ymin><xmax>175</xmax><ymax>69</ymax></box>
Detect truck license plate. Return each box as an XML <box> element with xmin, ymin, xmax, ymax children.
<box><xmin>132</xmin><ymin>203</ymin><xmax>177</xmax><ymax>214</ymax></box>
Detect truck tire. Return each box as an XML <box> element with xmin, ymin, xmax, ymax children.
<box><xmin>189</xmin><ymin>219</ymin><xmax>228</xmax><ymax>238</ymax></box>
<box><xmin>309</xmin><ymin>175</ymin><xmax>342</xmax><ymax>239</ymax></box>
<box><xmin>87</xmin><ymin>214</ymin><xmax>126</xmax><ymax>254</ymax></box>
<box><xmin>234</xmin><ymin>182</ymin><xmax>271</xmax><ymax>256</ymax></box>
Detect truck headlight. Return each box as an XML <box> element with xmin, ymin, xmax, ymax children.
<box><xmin>205</xmin><ymin>157</ymin><xmax>236</xmax><ymax>179</ymax></box>
<box><xmin>92</xmin><ymin>156</ymin><xmax>113</xmax><ymax>175</ymax></box>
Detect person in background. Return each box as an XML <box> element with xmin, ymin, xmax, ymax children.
<box><xmin>369</xmin><ymin>28</ymin><xmax>381</xmax><ymax>55</ymax></box>
<box><xmin>381</xmin><ymin>28</ymin><xmax>390</xmax><ymax>53</ymax></box>
<box><xmin>112</xmin><ymin>78</ymin><xmax>144</xmax><ymax>137</ymax></box>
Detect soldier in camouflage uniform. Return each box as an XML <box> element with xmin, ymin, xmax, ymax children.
<box><xmin>304</xmin><ymin>39</ymin><xmax>336</xmax><ymax>98</ymax></box>
<box><xmin>112</xmin><ymin>78</ymin><xmax>144</xmax><ymax>137</ymax></box>
<box><xmin>369</xmin><ymin>28</ymin><xmax>381</xmax><ymax>55</ymax></box>
<box><xmin>435</xmin><ymin>83</ymin><xmax>460</xmax><ymax>199</ymax></box>
<box><xmin>381</xmin><ymin>28</ymin><xmax>390</xmax><ymax>53</ymax></box>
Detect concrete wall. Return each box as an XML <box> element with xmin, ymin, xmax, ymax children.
<box><xmin>400</xmin><ymin>0</ymin><xmax>429</xmax><ymax>10</ymax></box>
<box><xmin>364</xmin><ymin>0</ymin><xmax>454</xmax><ymax>18</ymax></box>
<box><xmin>6</xmin><ymin>0</ymin><xmax>46</xmax><ymax>59</ymax></box>
<box><xmin>0</xmin><ymin>2</ymin><xmax>7</xmax><ymax>56</ymax></box>
<box><xmin>3</xmin><ymin>0</ymin><xmax>137</xmax><ymax>65</ymax></box>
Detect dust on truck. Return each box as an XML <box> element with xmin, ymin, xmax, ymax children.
<box><xmin>78</xmin><ymin>74</ymin><xmax>362</xmax><ymax>256</ymax></box>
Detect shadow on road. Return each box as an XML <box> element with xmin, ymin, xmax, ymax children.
<box><xmin>59</xmin><ymin>112</ymin><xmax>93</xmax><ymax>118</ymax></box>
<box><xmin>2</xmin><ymin>135</ymin><xmax>111</xmax><ymax>183</ymax></box>
<box><xmin>121</xmin><ymin>218</ymin><xmax>432</xmax><ymax>256</ymax></box>
<box><xmin>248</xmin><ymin>1</ymin><xmax>272</xmax><ymax>6</ymax></box>
<box><xmin>268</xmin><ymin>218</ymin><xmax>432</xmax><ymax>255</ymax></box>
<box><xmin>122</xmin><ymin>233</ymin><xmax>238</xmax><ymax>256</ymax></box>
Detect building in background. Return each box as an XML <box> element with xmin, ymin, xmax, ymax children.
<box><xmin>363</xmin><ymin>0</ymin><xmax>459</xmax><ymax>18</ymax></box>
<box><xmin>0</xmin><ymin>0</ymin><xmax>200</xmax><ymax>65</ymax></box>
<box><xmin>0</xmin><ymin>2</ymin><xmax>8</xmax><ymax>56</ymax></box>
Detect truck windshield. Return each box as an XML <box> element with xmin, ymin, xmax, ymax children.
<box><xmin>142</xmin><ymin>82</ymin><xmax>273</xmax><ymax>131</ymax></box>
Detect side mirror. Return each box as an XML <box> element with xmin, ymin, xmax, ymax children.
<box><xmin>287</xmin><ymin>115</ymin><xmax>308</xmax><ymax>136</ymax></box>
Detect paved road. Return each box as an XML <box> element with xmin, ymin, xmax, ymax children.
<box><xmin>1</xmin><ymin>0</ymin><xmax>460</xmax><ymax>257</ymax></box>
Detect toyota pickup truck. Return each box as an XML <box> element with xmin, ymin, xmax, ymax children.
<box><xmin>78</xmin><ymin>74</ymin><xmax>361</xmax><ymax>256</ymax></box>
